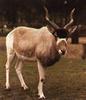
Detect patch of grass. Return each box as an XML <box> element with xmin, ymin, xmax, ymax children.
<box><xmin>0</xmin><ymin>37</ymin><xmax>86</xmax><ymax>99</ymax></box>
<box><xmin>0</xmin><ymin>50</ymin><xmax>86</xmax><ymax>100</ymax></box>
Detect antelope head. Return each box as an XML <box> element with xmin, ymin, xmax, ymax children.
<box><xmin>44</xmin><ymin>7</ymin><xmax>77</xmax><ymax>55</ymax></box>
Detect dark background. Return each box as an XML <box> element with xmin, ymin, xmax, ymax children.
<box><xmin>0</xmin><ymin>0</ymin><xmax>86</xmax><ymax>28</ymax></box>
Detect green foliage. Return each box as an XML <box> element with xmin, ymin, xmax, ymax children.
<box><xmin>0</xmin><ymin>0</ymin><xmax>86</xmax><ymax>28</ymax></box>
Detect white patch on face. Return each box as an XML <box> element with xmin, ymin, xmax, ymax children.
<box><xmin>56</xmin><ymin>38</ymin><xmax>67</xmax><ymax>46</ymax></box>
<box><xmin>56</xmin><ymin>38</ymin><xmax>67</xmax><ymax>55</ymax></box>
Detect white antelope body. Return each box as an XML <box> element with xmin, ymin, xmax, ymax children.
<box><xmin>5</xmin><ymin>7</ymin><xmax>77</xmax><ymax>99</ymax></box>
<box><xmin>5</xmin><ymin>26</ymin><xmax>63</xmax><ymax>98</ymax></box>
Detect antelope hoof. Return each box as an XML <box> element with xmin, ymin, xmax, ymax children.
<box><xmin>5</xmin><ymin>87</ymin><xmax>11</xmax><ymax>91</ymax></box>
<box><xmin>39</xmin><ymin>97</ymin><xmax>46</xmax><ymax>100</ymax></box>
<box><xmin>38</xmin><ymin>95</ymin><xmax>46</xmax><ymax>100</ymax></box>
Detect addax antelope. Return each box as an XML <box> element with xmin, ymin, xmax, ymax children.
<box><xmin>5</xmin><ymin>7</ymin><xmax>77</xmax><ymax>99</ymax></box>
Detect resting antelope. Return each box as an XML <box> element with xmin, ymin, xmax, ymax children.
<box><xmin>5</xmin><ymin>7</ymin><xmax>77</xmax><ymax>99</ymax></box>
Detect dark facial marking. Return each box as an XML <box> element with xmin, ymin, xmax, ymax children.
<box><xmin>53</xmin><ymin>29</ymin><xmax>69</xmax><ymax>38</ymax></box>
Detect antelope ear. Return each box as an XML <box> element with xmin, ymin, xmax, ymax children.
<box><xmin>68</xmin><ymin>25</ymin><xmax>77</xmax><ymax>35</ymax></box>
